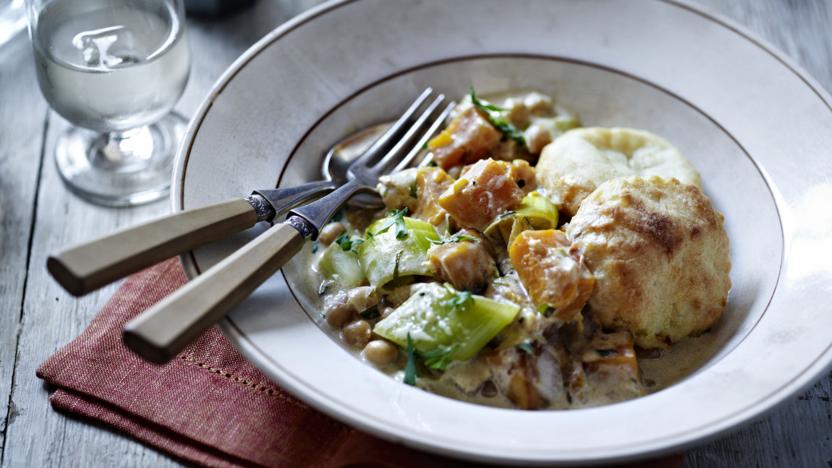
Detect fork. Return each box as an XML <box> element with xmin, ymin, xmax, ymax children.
<box><xmin>123</xmin><ymin>88</ymin><xmax>454</xmax><ymax>363</ymax></box>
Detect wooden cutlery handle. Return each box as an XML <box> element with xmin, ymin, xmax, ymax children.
<box><xmin>47</xmin><ymin>199</ymin><xmax>258</xmax><ymax>296</ymax></box>
<box><xmin>122</xmin><ymin>222</ymin><xmax>305</xmax><ymax>363</ymax></box>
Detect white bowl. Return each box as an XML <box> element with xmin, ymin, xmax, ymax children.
<box><xmin>172</xmin><ymin>0</ymin><xmax>832</xmax><ymax>464</ymax></box>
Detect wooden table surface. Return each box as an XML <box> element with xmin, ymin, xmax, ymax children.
<box><xmin>1</xmin><ymin>1</ymin><xmax>830</xmax><ymax>466</ymax></box>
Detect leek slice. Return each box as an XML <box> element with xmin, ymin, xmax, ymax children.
<box><xmin>358</xmin><ymin>215</ymin><xmax>440</xmax><ymax>289</ymax></box>
<box><xmin>483</xmin><ymin>191</ymin><xmax>558</xmax><ymax>245</ymax></box>
<box><xmin>515</xmin><ymin>191</ymin><xmax>558</xmax><ymax>225</ymax></box>
<box><xmin>374</xmin><ymin>283</ymin><xmax>520</xmax><ymax>369</ymax></box>
<box><xmin>317</xmin><ymin>242</ymin><xmax>365</xmax><ymax>289</ymax></box>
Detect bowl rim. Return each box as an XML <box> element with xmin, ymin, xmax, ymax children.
<box><xmin>171</xmin><ymin>0</ymin><xmax>832</xmax><ymax>463</ymax></box>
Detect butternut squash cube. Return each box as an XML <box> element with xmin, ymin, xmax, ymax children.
<box><xmin>413</xmin><ymin>167</ymin><xmax>454</xmax><ymax>226</ymax></box>
<box><xmin>437</xmin><ymin>159</ymin><xmax>524</xmax><ymax>230</ymax></box>
<box><xmin>508</xmin><ymin>229</ymin><xmax>594</xmax><ymax>322</ymax></box>
<box><xmin>428</xmin><ymin>106</ymin><xmax>501</xmax><ymax>169</ymax></box>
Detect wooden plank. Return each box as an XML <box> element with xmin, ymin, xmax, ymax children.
<box><xmin>0</xmin><ymin>36</ymin><xmax>49</xmax><ymax>463</ymax></box>
<box><xmin>0</xmin><ymin>122</ymin><xmax>178</xmax><ymax>466</ymax></box>
<box><xmin>687</xmin><ymin>0</ymin><xmax>832</xmax><ymax>466</ymax></box>
<box><xmin>0</xmin><ymin>2</ymin><xmax>321</xmax><ymax>465</ymax></box>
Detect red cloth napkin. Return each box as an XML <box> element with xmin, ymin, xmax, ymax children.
<box><xmin>37</xmin><ymin>258</ymin><xmax>683</xmax><ymax>467</ymax></box>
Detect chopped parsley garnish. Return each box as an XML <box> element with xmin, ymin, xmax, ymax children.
<box><xmin>404</xmin><ymin>333</ymin><xmax>417</xmax><ymax>386</ymax></box>
<box><xmin>335</xmin><ymin>233</ymin><xmax>350</xmax><ymax>250</ymax></box>
<box><xmin>470</xmin><ymin>87</ymin><xmax>526</xmax><ymax>147</ymax></box>
<box><xmin>335</xmin><ymin>233</ymin><xmax>364</xmax><ymax>254</ymax></box>
<box><xmin>409</xmin><ymin>184</ymin><xmax>418</xmax><ymax>198</ymax></box>
<box><xmin>469</xmin><ymin>88</ymin><xmax>504</xmax><ymax>112</ymax></box>
<box><xmin>441</xmin><ymin>288</ymin><xmax>474</xmax><ymax>311</ymax></box>
<box><xmin>516</xmin><ymin>342</ymin><xmax>534</xmax><ymax>355</ymax></box>
<box><xmin>374</xmin><ymin>208</ymin><xmax>409</xmax><ymax>240</ymax></box>
<box><xmin>429</xmin><ymin>233</ymin><xmax>478</xmax><ymax>246</ymax></box>
<box><xmin>422</xmin><ymin>345</ymin><xmax>457</xmax><ymax>370</ymax></box>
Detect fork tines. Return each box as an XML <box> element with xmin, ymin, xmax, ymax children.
<box><xmin>353</xmin><ymin>88</ymin><xmax>455</xmax><ymax>178</ymax></box>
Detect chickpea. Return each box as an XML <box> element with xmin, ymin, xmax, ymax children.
<box><xmin>504</xmin><ymin>98</ymin><xmax>530</xmax><ymax>128</ymax></box>
<box><xmin>324</xmin><ymin>291</ymin><xmax>353</xmax><ymax>328</ymax></box>
<box><xmin>342</xmin><ymin>320</ymin><xmax>372</xmax><ymax>348</ymax></box>
<box><xmin>318</xmin><ymin>222</ymin><xmax>346</xmax><ymax>246</ymax></box>
<box><xmin>524</xmin><ymin>124</ymin><xmax>552</xmax><ymax>155</ymax></box>
<box><xmin>523</xmin><ymin>92</ymin><xmax>553</xmax><ymax>115</ymax></box>
<box><xmin>325</xmin><ymin>302</ymin><xmax>353</xmax><ymax>328</ymax></box>
<box><xmin>363</xmin><ymin>340</ymin><xmax>399</xmax><ymax>366</ymax></box>
<box><xmin>346</xmin><ymin>209</ymin><xmax>376</xmax><ymax>233</ymax></box>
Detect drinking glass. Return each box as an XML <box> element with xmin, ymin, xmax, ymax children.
<box><xmin>27</xmin><ymin>0</ymin><xmax>190</xmax><ymax>206</ymax></box>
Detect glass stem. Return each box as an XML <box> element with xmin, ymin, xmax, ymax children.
<box><xmin>91</xmin><ymin>125</ymin><xmax>155</xmax><ymax>171</ymax></box>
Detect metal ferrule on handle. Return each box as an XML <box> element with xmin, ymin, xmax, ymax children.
<box><xmin>251</xmin><ymin>179</ymin><xmax>336</xmax><ymax>222</ymax></box>
<box><xmin>46</xmin><ymin>179</ymin><xmax>335</xmax><ymax>296</ymax></box>
<box><xmin>288</xmin><ymin>179</ymin><xmax>367</xmax><ymax>239</ymax></box>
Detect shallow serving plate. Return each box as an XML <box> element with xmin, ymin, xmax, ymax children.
<box><xmin>172</xmin><ymin>0</ymin><xmax>832</xmax><ymax>464</ymax></box>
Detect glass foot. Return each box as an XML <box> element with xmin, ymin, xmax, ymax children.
<box><xmin>55</xmin><ymin>112</ymin><xmax>188</xmax><ymax>207</ymax></box>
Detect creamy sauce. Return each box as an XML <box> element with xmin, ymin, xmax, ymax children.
<box><xmin>639</xmin><ymin>331</ymin><xmax>725</xmax><ymax>391</ymax></box>
<box><xmin>285</xmin><ymin>89</ymin><xmax>729</xmax><ymax>411</ymax></box>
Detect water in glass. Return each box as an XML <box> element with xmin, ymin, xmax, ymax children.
<box><xmin>32</xmin><ymin>0</ymin><xmax>188</xmax><ymax>132</ymax></box>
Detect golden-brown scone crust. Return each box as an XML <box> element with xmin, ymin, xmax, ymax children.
<box><xmin>566</xmin><ymin>176</ymin><xmax>730</xmax><ymax>349</ymax></box>
<box><xmin>536</xmin><ymin>128</ymin><xmax>702</xmax><ymax>216</ymax></box>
